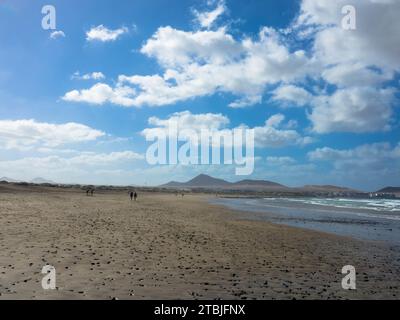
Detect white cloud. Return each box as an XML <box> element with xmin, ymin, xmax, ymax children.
<box><xmin>0</xmin><ymin>119</ymin><xmax>105</xmax><ymax>151</ymax></box>
<box><xmin>321</xmin><ymin>63</ymin><xmax>393</xmax><ymax>88</ymax></box>
<box><xmin>228</xmin><ymin>95</ymin><xmax>262</xmax><ymax>108</ymax></box>
<box><xmin>308</xmin><ymin>142</ymin><xmax>400</xmax><ymax>189</ymax></box>
<box><xmin>298</xmin><ymin>0</ymin><xmax>400</xmax><ymax>71</ymax></box>
<box><xmin>309</xmin><ymin>87</ymin><xmax>395</xmax><ymax>133</ymax></box>
<box><xmin>193</xmin><ymin>0</ymin><xmax>226</xmax><ymax>29</ymax></box>
<box><xmin>272</xmin><ymin>84</ymin><xmax>396</xmax><ymax>133</ymax></box>
<box><xmin>66</xmin><ymin>26</ymin><xmax>313</xmax><ymax>107</ymax></box>
<box><xmin>140</xmin><ymin>26</ymin><xmax>242</xmax><ymax>68</ymax></box>
<box><xmin>72</xmin><ymin>71</ymin><xmax>105</xmax><ymax>80</ymax></box>
<box><xmin>254</xmin><ymin>114</ymin><xmax>313</xmax><ymax>148</ymax></box>
<box><xmin>86</xmin><ymin>25</ymin><xmax>128</xmax><ymax>42</ymax></box>
<box><xmin>309</xmin><ymin>143</ymin><xmax>400</xmax><ymax>163</ymax></box>
<box><xmin>147</xmin><ymin>110</ymin><xmax>229</xmax><ymax>131</ymax></box>
<box><xmin>265</xmin><ymin>114</ymin><xmax>285</xmax><ymax>127</ymax></box>
<box><xmin>141</xmin><ymin>110</ymin><xmax>230</xmax><ymax>145</ymax></box>
<box><xmin>63</xmin><ymin>0</ymin><xmax>399</xmax><ymax>136</ymax></box>
<box><xmin>62</xmin><ymin>83</ymin><xmax>136</xmax><ymax>107</ymax></box>
<box><xmin>50</xmin><ymin>30</ymin><xmax>65</xmax><ymax>39</ymax></box>
<box><xmin>141</xmin><ymin>111</ymin><xmax>312</xmax><ymax>148</ymax></box>
<box><xmin>290</xmin><ymin>0</ymin><xmax>400</xmax><ymax>133</ymax></box>
<box><xmin>272</xmin><ymin>84</ymin><xmax>312</xmax><ymax>107</ymax></box>
<box><xmin>0</xmin><ymin>151</ymin><xmax>144</xmax><ymax>184</ymax></box>
<box><xmin>67</xmin><ymin>151</ymin><xmax>144</xmax><ymax>165</ymax></box>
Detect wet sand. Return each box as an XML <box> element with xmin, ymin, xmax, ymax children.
<box><xmin>1</xmin><ymin>184</ymin><xmax>400</xmax><ymax>299</ymax></box>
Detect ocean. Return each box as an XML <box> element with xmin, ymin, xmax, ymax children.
<box><xmin>212</xmin><ymin>197</ymin><xmax>400</xmax><ymax>245</ymax></box>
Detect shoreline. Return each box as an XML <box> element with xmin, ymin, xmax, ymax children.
<box><xmin>210</xmin><ymin>197</ymin><xmax>400</xmax><ymax>245</ymax></box>
<box><xmin>1</xmin><ymin>185</ymin><xmax>400</xmax><ymax>299</ymax></box>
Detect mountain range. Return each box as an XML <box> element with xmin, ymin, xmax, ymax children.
<box><xmin>1</xmin><ymin>174</ymin><xmax>398</xmax><ymax>194</ymax></box>
<box><xmin>161</xmin><ymin>174</ymin><xmax>356</xmax><ymax>193</ymax></box>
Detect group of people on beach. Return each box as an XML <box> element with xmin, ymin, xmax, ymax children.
<box><xmin>85</xmin><ymin>188</ymin><xmax>138</xmax><ymax>201</ymax></box>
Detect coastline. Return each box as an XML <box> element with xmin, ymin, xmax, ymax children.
<box><xmin>1</xmin><ymin>184</ymin><xmax>400</xmax><ymax>299</ymax></box>
<box><xmin>210</xmin><ymin>197</ymin><xmax>400</xmax><ymax>245</ymax></box>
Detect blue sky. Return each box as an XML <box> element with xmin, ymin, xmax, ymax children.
<box><xmin>0</xmin><ymin>0</ymin><xmax>399</xmax><ymax>191</ymax></box>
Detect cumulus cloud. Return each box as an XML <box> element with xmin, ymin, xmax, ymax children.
<box><xmin>62</xmin><ymin>83</ymin><xmax>136</xmax><ymax>107</ymax></box>
<box><xmin>86</xmin><ymin>25</ymin><xmax>128</xmax><ymax>42</ymax></box>
<box><xmin>141</xmin><ymin>111</ymin><xmax>230</xmax><ymax>146</ymax></box>
<box><xmin>50</xmin><ymin>30</ymin><xmax>65</xmax><ymax>39</ymax></box>
<box><xmin>271</xmin><ymin>84</ymin><xmax>396</xmax><ymax>134</ymax></box>
<box><xmin>272</xmin><ymin>84</ymin><xmax>312</xmax><ymax>107</ymax></box>
<box><xmin>253</xmin><ymin>114</ymin><xmax>313</xmax><ymax>148</ymax></box>
<box><xmin>141</xmin><ymin>111</ymin><xmax>312</xmax><ymax>148</ymax></box>
<box><xmin>193</xmin><ymin>0</ymin><xmax>226</xmax><ymax>29</ymax></box>
<box><xmin>65</xmin><ymin>25</ymin><xmax>313</xmax><ymax>108</ymax></box>
<box><xmin>146</xmin><ymin>110</ymin><xmax>229</xmax><ymax>132</ymax></box>
<box><xmin>309</xmin><ymin>87</ymin><xmax>395</xmax><ymax>133</ymax></box>
<box><xmin>64</xmin><ymin>0</ymin><xmax>399</xmax><ymax>135</ymax></box>
<box><xmin>0</xmin><ymin>119</ymin><xmax>105</xmax><ymax>151</ymax></box>
<box><xmin>321</xmin><ymin>63</ymin><xmax>393</xmax><ymax>88</ymax></box>
<box><xmin>228</xmin><ymin>95</ymin><xmax>262</xmax><ymax>109</ymax></box>
<box><xmin>284</xmin><ymin>0</ymin><xmax>400</xmax><ymax>133</ymax></box>
<box><xmin>297</xmin><ymin>0</ymin><xmax>400</xmax><ymax>71</ymax></box>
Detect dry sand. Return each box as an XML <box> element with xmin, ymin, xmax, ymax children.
<box><xmin>0</xmin><ymin>183</ymin><xmax>399</xmax><ymax>299</ymax></box>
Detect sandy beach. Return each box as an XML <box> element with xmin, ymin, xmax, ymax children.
<box><xmin>1</xmin><ymin>183</ymin><xmax>399</xmax><ymax>299</ymax></box>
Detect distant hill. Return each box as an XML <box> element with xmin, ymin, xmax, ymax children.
<box><xmin>0</xmin><ymin>177</ymin><xmax>20</xmax><ymax>183</ymax></box>
<box><xmin>162</xmin><ymin>174</ymin><xmax>230</xmax><ymax>188</ymax></box>
<box><xmin>31</xmin><ymin>177</ymin><xmax>56</xmax><ymax>184</ymax></box>
<box><xmin>376</xmin><ymin>186</ymin><xmax>400</xmax><ymax>193</ymax></box>
<box><xmin>300</xmin><ymin>185</ymin><xmax>358</xmax><ymax>193</ymax></box>
<box><xmin>233</xmin><ymin>179</ymin><xmax>285</xmax><ymax>188</ymax></box>
<box><xmin>0</xmin><ymin>177</ymin><xmax>56</xmax><ymax>184</ymax></box>
<box><xmin>161</xmin><ymin>174</ymin><xmax>288</xmax><ymax>190</ymax></box>
<box><xmin>160</xmin><ymin>174</ymin><xmax>366</xmax><ymax>194</ymax></box>
<box><xmin>187</xmin><ymin>174</ymin><xmax>231</xmax><ymax>187</ymax></box>
<box><xmin>161</xmin><ymin>181</ymin><xmax>185</xmax><ymax>188</ymax></box>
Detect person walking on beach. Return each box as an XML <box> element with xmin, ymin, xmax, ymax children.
<box><xmin>130</xmin><ymin>191</ymin><xmax>133</xmax><ymax>201</ymax></box>
<box><xmin>134</xmin><ymin>191</ymin><xmax>137</xmax><ymax>201</ymax></box>
<box><xmin>90</xmin><ymin>189</ymin><xmax>94</xmax><ymax>196</ymax></box>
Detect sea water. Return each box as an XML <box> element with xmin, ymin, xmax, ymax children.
<box><xmin>211</xmin><ymin>197</ymin><xmax>400</xmax><ymax>245</ymax></box>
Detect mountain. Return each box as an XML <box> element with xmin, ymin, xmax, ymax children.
<box><xmin>31</xmin><ymin>177</ymin><xmax>56</xmax><ymax>184</ymax></box>
<box><xmin>160</xmin><ymin>174</ymin><xmax>365</xmax><ymax>194</ymax></box>
<box><xmin>162</xmin><ymin>174</ymin><xmax>230</xmax><ymax>188</ymax></box>
<box><xmin>161</xmin><ymin>174</ymin><xmax>288</xmax><ymax>190</ymax></box>
<box><xmin>0</xmin><ymin>177</ymin><xmax>20</xmax><ymax>183</ymax></box>
<box><xmin>187</xmin><ymin>174</ymin><xmax>231</xmax><ymax>187</ymax></box>
<box><xmin>233</xmin><ymin>179</ymin><xmax>285</xmax><ymax>188</ymax></box>
<box><xmin>376</xmin><ymin>186</ymin><xmax>400</xmax><ymax>193</ymax></box>
<box><xmin>161</xmin><ymin>181</ymin><xmax>185</xmax><ymax>188</ymax></box>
